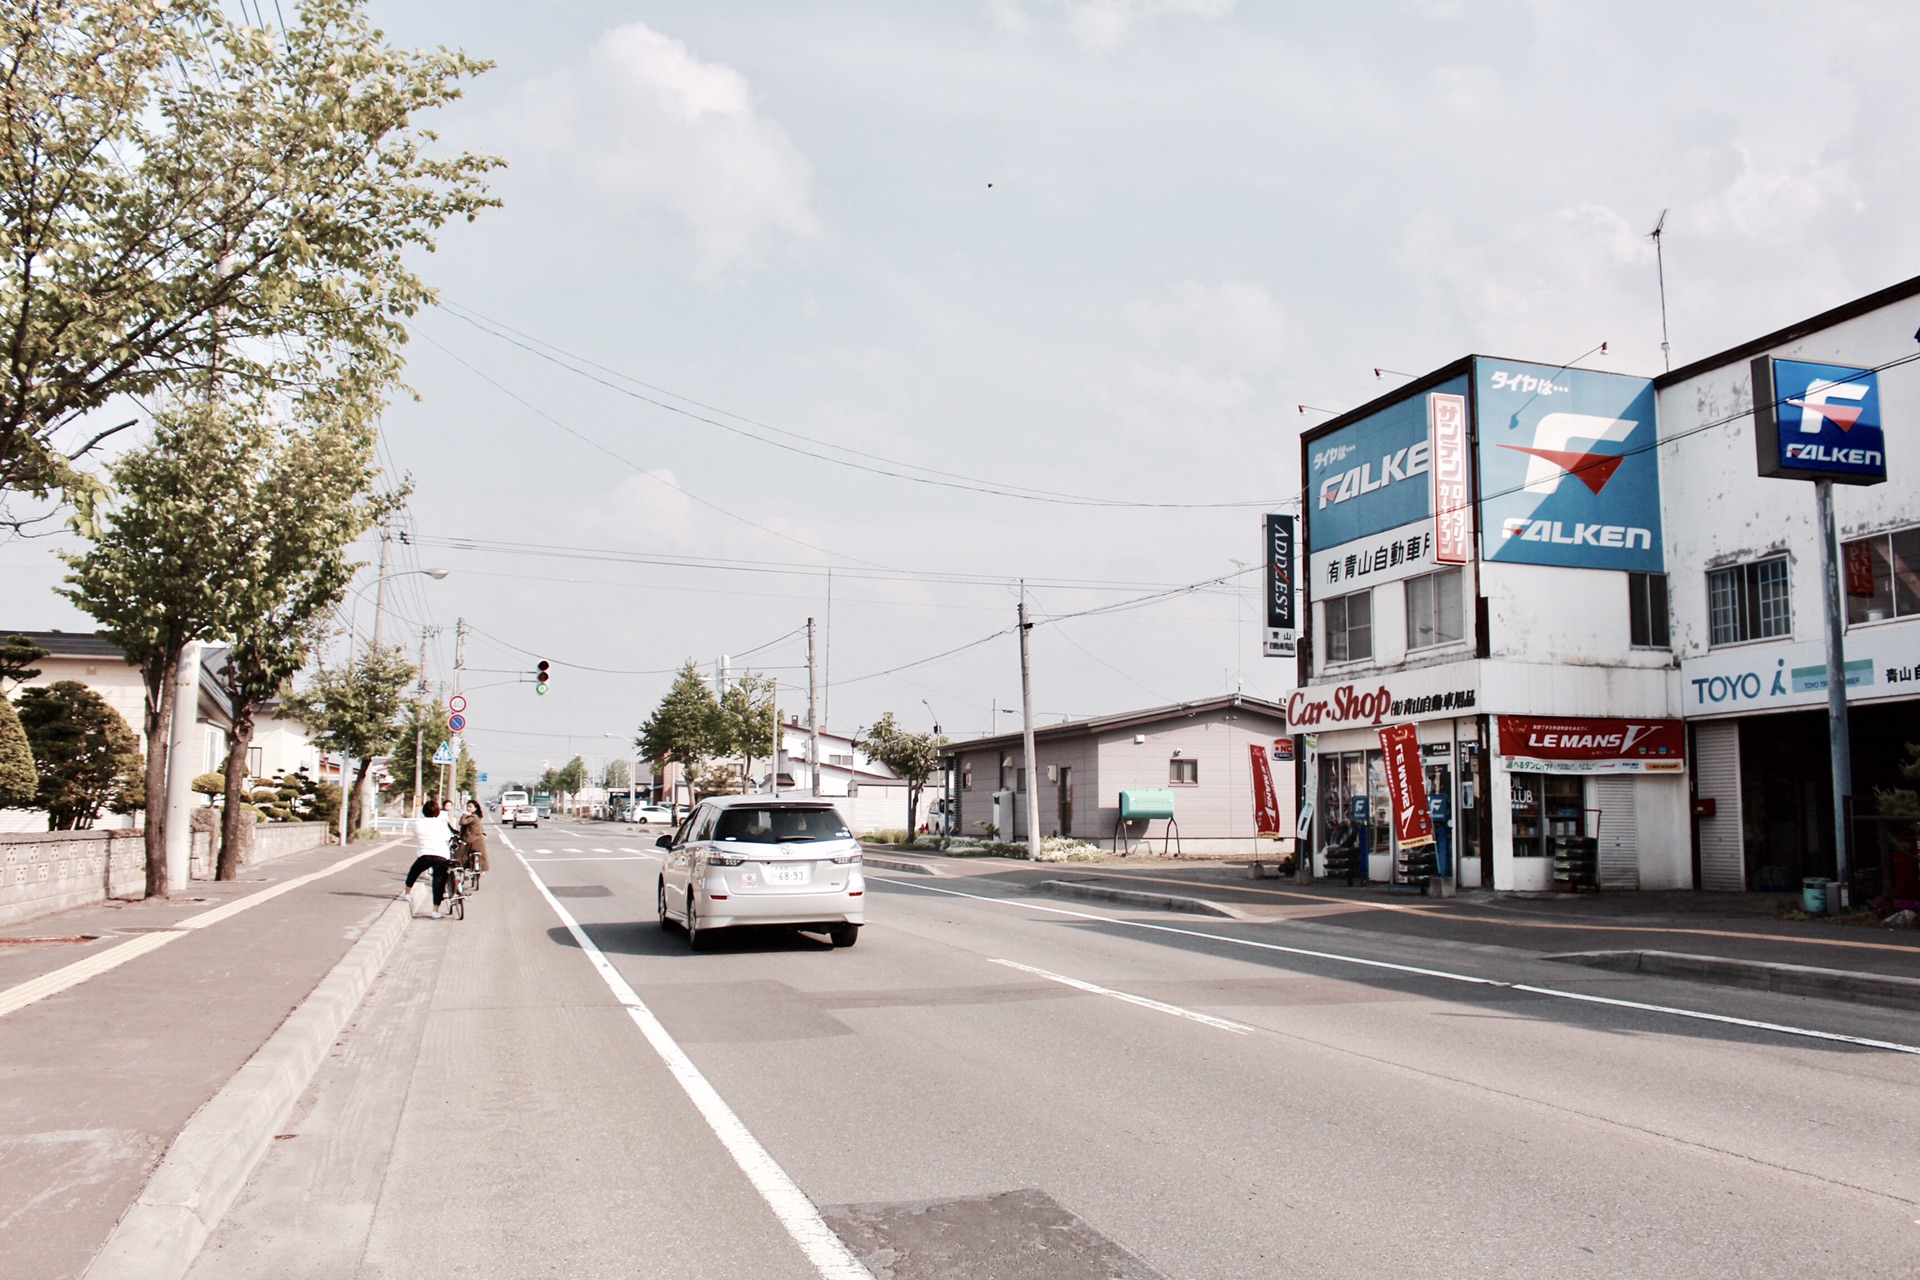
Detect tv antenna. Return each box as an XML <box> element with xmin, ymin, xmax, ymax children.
<box><xmin>1649</xmin><ymin>208</ymin><xmax>1671</xmax><ymax>371</ymax></box>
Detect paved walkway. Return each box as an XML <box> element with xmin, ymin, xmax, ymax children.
<box><xmin>0</xmin><ymin>838</ymin><xmax>411</xmax><ymax>1280</ymax></box>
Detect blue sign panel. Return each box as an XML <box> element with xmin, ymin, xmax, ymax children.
<box><xmin>1475</xmin><ymin>359</ymin><xmax>1663</xmax><ymax>572</ymax></box>
<box><xmin>1306</xmin><ymin>376</ymin><xmax>1467</xmax><ymax>552</ymax></box>
<box><xmin>1752</xmin><ymin>357</ymin><xmax>1886</xmax><ymax>485</ymax></box>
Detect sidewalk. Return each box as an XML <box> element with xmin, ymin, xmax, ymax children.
<box><xmin>861</xmin><ymin>847</ymin><xmax>1920</xmax><ymax>983</ymax></box>
<box><xmin>0</xmin><ymin>838</ymin><xmax>413</xmax><ymax>1280</ymax></box>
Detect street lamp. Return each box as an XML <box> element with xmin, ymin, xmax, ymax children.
<box><xmin>921</xmin><ymin>698</ymin><xmax>941</xmax><ymax>735</ymax></box>
<box><xmin>369</xmin><ymin>566</ymin><xmax>450</xmax><ymax>649</ymax></box>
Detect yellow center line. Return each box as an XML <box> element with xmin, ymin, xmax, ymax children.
<box><xmin>0</xmin><ymin>838</ymin><xmax>403</xmax><ymax>1021</ymax></box>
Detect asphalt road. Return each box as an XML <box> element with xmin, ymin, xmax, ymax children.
<box><xmin>189</xmin><ymin>820</ymin><xmax>1920</xmax><ymax>1279</ymax></box>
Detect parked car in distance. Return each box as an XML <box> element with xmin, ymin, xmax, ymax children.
<box><xmin>657</xmin><ymin>796</ymin><xmax>864</xmax><ymax>950</ymax></box>
<box><xmin>628</xmin><ymin>804</ymin><xmax>673</xmax><ymax>824</ymax></box>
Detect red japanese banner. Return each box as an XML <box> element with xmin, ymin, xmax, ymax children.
<box><xmin>1377</xmin><ymin>723</ymin><xmax>1434</xmax><ymax>848</ymax></box>
<box><xmin>1430</xmin><ymin>392</ymin><xmax>1471</xmax><ymax>564</ymax></box>
<box><xmin>1249</xmin><ymin>743</ymin><xmax>1283</xmax><ymax>838</ymax></box>
<box><xmin>1844</xmin><ymin>540</ymin><xmax>1877</xmax><ymax>598</ymax></box>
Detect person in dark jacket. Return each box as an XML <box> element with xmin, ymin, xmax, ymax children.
<box><xmin>456</xmin><ymin>798</ymin><xmax>489</xmax><ymax>876</ymax></box>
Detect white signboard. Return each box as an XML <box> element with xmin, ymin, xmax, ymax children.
<box><xmin>1679</xmin><ymin>620</ymin><xmax>1920</xmax><ymax>717</ymax></box>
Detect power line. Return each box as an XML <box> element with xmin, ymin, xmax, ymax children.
<box><xmin>439</xmin><ymin>301</ymin><xmax>1296</xmax><ymax>511</ymax></box>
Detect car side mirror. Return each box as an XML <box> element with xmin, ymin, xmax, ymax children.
<box><xmin>656</xmin><ymin>834</ymin><xmax>672</xmax><ymax>849</ymax></box>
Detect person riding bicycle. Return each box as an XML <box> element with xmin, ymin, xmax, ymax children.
<box><xmin>400</xmin><ymin>799</ymin><xmax>459</xmax><ymax>918</ymax></box>
<box><xmin>453</xmin><ymin>798</ymin><xmax>489</xmax><ymax>882</ymax></box>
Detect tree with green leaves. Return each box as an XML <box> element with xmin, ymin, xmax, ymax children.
<box><xmin>0</xmin><ymin>0</ymin><xmax>499</xmax><ymax>513</ymax></box>
<box><xmin>0</xmin><ymin>635</ymin><xmax>49</xmax><ymax>691</ymax></box>
<box><xmin>717</xmin><ymin>672</ymin><xmax>776</xmax><ymax>789</ymax></box>
<box><xmin>858</xmin><ymin>713</ymin><xmax>947</xmax><ymax>836</ymax></box>
<box><xmin>639</xmin><ymin>662</ymin><xmax>727</xmax><ymax>782</ymax></box>
<box><xmin>15</xmin><ymin>680</ymin><xmax>144</xmax><ymax>829</ymax></box>
<box><xmin>602</xmin><ymin>758</ymin><xmax>632</xmax><ymax>792</ymax></box>
<box><xmin>456</xmin><ymin>742</ymin><xmax>478</xmax><ymax>799</ymax></box>
<box><xmin>0</xmin><ymin>695</ymin><xmax>38</xmax><ymax>809</ymax></box>
<box><xmin>282</xmin><ymin>646</ymin><xmax>415</xmax><ymax>839</ymax></box>
<box><xmin>552</xmin><ymin>755</ymin><xmax>589</xmax><ymax>808</ymax></box>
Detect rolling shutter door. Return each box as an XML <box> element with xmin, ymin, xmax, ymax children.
<box><xmin>1591</xmin><ymin>776</ymin><xmax>1638</xmax><ymax>890</ymax></box>
<box><xmin>1693</xmin><ymin>722</ymin><xmax>1744</xmax><ymax>891</ymax></box>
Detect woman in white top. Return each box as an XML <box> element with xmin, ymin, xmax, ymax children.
<box><xmin>399</xmin><ymin>799</ymin><xmax>459</xmax><ymax>917</ymax></box>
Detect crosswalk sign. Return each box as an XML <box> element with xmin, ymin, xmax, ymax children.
<box><xmin>431</xmin><ymin>741</ymin><xmax>455</xmax><ymax>766</ymax></box>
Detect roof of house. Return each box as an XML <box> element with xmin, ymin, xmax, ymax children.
<box><xmin>945</xmin><ymin>693</ymin><xmax>1290</xmax><ymax>755</ymax></box>
<box><xmin>6</xmin><ymin>629</ymin><xmax>133</xmax><ymax>662</ymax></box>
<box><xmin>1655</xmin><ymin>271</ymin><xmax>1920</xmax><ymax>388</ymax></box>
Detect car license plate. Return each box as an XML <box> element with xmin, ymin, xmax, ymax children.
<box><xmin>767</xmin><ymin>864</ymin><xmax>810</xmax><ymax>886</ymax></box>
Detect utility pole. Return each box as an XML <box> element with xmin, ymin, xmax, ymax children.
<box><xmin>371</xmin><ymin>521</ymin><xmax>392</xmax><ymax>649</ymax></box>
<box><xmin>807</xmin><ymin>618</ymin><xmax>822</xmax><ymax>797</ymax></box>
<box><xmin>450</xmin><ymin>618</ymin><xmax>467</xmax><ymax>807</ymax></box>
<box><xmin>1018</xmin><ymin>591</ymin><xmax>1040</xmax><ymax>861</ymax></box>
<box><xmin>771</xmin><ymin>682</ymin><xmax>780</xmax><ymax>798</ymax></box>
<box><xmin>411</xmin><ymin>624</ymin><xmax>436</xmax><ymax>817</ymax></box>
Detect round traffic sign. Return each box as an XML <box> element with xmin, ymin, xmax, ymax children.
<box><xmin>447</xmin><ymin>713</ymin><xmax>467</xmax><ymax>732</ymax></box>
<box><xmin>449</xmin><ymin>694</ymin><xmax>468</xmax><ymax>714</ymax></box>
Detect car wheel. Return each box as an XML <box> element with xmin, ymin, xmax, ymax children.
<box><xmin>686</xmin><ymin>895</ymin><xmax>709</xmax><ymax>952</ymax></box>
<box><xmin>657</xmin><ymin>880</ymin><xmax>675</xmax><ymax>932</ymax></box>
<box><xmin>829</xmin><ymin>923</ymin><xmax>859</xmax><ymax>949</ymax></box>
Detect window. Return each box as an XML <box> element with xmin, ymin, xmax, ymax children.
<box><xmin>1844</xmin><ymin>528</ymin><xmax>1920</xmax><ymax>623</ymax></box>
<box><xmin>1169</xmin><ymin>758</ymin><xmax>1199</xmax><ymax>785</ymax></box>
<box><xmin>1405</xmin><ymin>568</ymin><xmax>1464</xmax><ymax>650</ymax></box>
<box><xmin>1324</xmin><ymin>589</ymin><xmax>1372</xmax><ymax>663</ymax></box>
<box><xmin>829</xmin><ymin>753</ymin><xmax>854</xmax><ymax>767</ymax></box>
<box><xmin>1628</xmin><ymin>571</ymin><xmax>1670</xmax><ymax>648</ymax></box>
<box><xmin>1708</xmin><ymin>557</ymin><xmax>1791</xmax><ymax>645</ymax></box>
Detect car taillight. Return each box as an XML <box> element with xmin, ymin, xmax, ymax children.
<box><xmin>829</xmin><ymin>853</ymin><xmax>861</xmax><ymax>865</ymax></box>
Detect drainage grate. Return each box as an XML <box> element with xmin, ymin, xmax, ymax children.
<box><xmin>548</xmin><ymin>885</ymin><xmax>612</xmax><ymax>898</ymax></box>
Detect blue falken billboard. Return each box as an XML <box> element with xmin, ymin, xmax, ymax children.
<box><xmin>1307</xmin><ymin>374</ymin><xmax>1468</xmax><ymax>552</ymax></box>
<box><xmin>1751</xmin><ymin>357</ymin><xmax>1887</xmax><ymax>486</ymax></box>
<box><xmin>1475</xmin><ymin>359</ymin><xmax>1663</xmax><ymax>572</ymax></box>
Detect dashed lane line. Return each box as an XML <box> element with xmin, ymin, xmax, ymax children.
<box><xmin>870</xmin><ymin>875</ymin><xmax>1920</xmax><ymax>1057</ymax></box>
<box><xmin>989</xmin><ymin>958</ymin><xmax>1251</xmax><ymax>1034</ymax></box>
<box><xmin>0</xmin><ymin>839</ymin><xmax>402</xmax><ymax>1021</ymax></box>
<box><xmin>500</xmin><ymin>831</ymin><xmax>869</xmax><ymax>1280</ymax></box>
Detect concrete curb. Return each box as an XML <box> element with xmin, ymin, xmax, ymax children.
<box><xmin>83</xmin><ymin>899</ymin><xmax>413</xmax><ymax>1280</ymax></box>
<box><xmin>863</xmin><ymin>854</ymin><xmax>938</xmax><ymax>875</ymax></box>
<box><xmin>1546</xmin><ymin>949</ymin><xmax>1920</xmax><ymax>1012</ymax></box>
<box><xmin>1034</xmin><ymin>879</ymin><xmax>1243</xmax><ymax>919</ymax></box>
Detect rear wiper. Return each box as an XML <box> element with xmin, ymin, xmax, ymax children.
<box><xmin>776</xmin><ymin>834</ymin><xmax>826</xmax><ymax>842</ymax></box>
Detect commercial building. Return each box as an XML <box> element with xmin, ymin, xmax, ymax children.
<box><xmin>1289</xmin><ymin>274</ymin><xmax>1919</xmax><ymax>897</ymax></box>
<box><xmin>946</xmin><ymin>695</ymin><xmax>1295</xmax><ymax>855</ymax></box>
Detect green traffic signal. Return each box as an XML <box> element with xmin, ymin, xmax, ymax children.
<box><xmin>536</xmin><ymin>659</ymin><xmax>550</xmax><ymax>694</ymax></box>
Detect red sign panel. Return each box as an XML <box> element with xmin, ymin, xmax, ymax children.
<box><xmin>1377</xmin><ymin>723</ymin><xmax>1433</xmax><ymax>848</ymax></box>
<box><xmin>1497</xmin><ymin>715</ymin><xmax>1686</xmax><ymax>774</ymax></box>
<box><xmin>1844</xmin><ymin>540</ymin><xmax>1877</xmax><ymax>598</ymax></box>
<box><xmin>1430</xmin><ymin>392</ymin><xmax>1471</xmax><ymax>564</ymax></box>
<box><xmin>1249</xmin><ymin>744</ymin><xmax>1283</xmax><ymax>838</ymax></box>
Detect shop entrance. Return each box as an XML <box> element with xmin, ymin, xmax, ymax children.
<box><xmin>1317</xmin><ymin>749</ymin><xmax>1385</xmax><ymax>880</ymax></box>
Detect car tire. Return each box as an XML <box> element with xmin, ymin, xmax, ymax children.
<box><xmin>657</xmin><ymin>880</ymin><xmax>675</xmax><ymax>932</ymax></box>
<box><xmin>829</xmin><ymin>923</ymin><xmax>859</xmax><ymax>949</ymax></box>
<box><xmin>686</xmin><ymin>895</ymin><xmax>709</xmax><ymax>952</ymax></box>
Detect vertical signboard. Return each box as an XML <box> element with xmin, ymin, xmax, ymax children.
<box><xmin>1248</xmin><ymin>744</ymin><xmax>1283</xmax><ymax>837</ymax></box>
<box><xmin>1475</xmin><ymin>360</ymin><xmax>1663</xmax><ymax>571</ymax></box>
<box><xmin>1752</xmin><ymin>357</ymin><xmax>1887</xmax><ymax>485</ymax></box>
<box><xmin>1377</xmin><ymin>723</ymin><xmax>1433</xmax><ymax>848</ymax></box>
<box><xmin>1264</xmin><ymin>513</ymin><xmax>1296</xmax><ymax>657</ymax></box>
<box><xmin>1430</xmin><ymin>392</ymin><xmax>1470</xmax><ymax>564</ymax></box>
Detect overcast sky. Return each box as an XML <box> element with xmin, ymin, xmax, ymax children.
<box><xmin>7</xmin><ymin>0</ymin><xmax>1918</xmax><ymax>782</ymax></box>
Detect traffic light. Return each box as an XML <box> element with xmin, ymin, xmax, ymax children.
<box><xmin>535</xmin><ymin>660</ymin><xmax>551</xmax><ymax>695</ymax></box>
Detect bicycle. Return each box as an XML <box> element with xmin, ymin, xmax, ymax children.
<box><xmin>443</xmin><ymin>862</ymin><xmax>477</xmax><ymax>920</ymax></box>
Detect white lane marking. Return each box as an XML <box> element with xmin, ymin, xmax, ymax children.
<box><xmin>502</xmin><ymin>834</ymin><xmax>868</xmax><ymax>1280</ymax></box>
<box><xmin>522</xmin><ymin>855</ymin><xmax>658</xmax><ymax>863</ymax></box>
<box><xmin>872</xmin><ymin>877</ymin><xmax>1920</xmax><ymax>1057</ymax></box>
<box><xmin>990</xmin><ymin>957</ymin><xmax>1250</xmax><ymax>1034</ymax></box>
<box><xmin>0</xmin><ymin>839</ymin><xmax>401</xmax><ymax>1021</ymax></box>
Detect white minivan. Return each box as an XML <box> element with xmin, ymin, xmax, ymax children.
<box><xmin>656</xmin><ymin>795</ymin><xmax>865</xmax><ymax>949</ymax></box>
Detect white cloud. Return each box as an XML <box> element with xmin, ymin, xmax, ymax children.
<box><xmin>989</xmin><ymin>0</ymin><xmax>1235</xmax><ymax>49</ymax></box>
<box><xmin>519</xmin><ymin>23</ymin><xmax>817</xmax><ymax>265</ymax></box>
<box><xmin>1127</xmin><ymin>280</ymin><xmax>1292</xmax><ymax>372</ymax></box>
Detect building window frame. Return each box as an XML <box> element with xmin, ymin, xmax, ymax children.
<box><xmin>1169</xmin><ymin>757</ymin><xmax>1199</xmax><ymax>786</ymax></box>
<box><xmin>1404</xmin><ymin>567</ymin><xmax>1465</xmax><ymax>651</ymax></box>
<box><xmin>1323</xmin><ymin>588</ymin><xmax>1373</xmax><ymax>665</ymax></box>
<box><xmin>1843</xmin><ymin>527</ymin><xmax>1920</xmax><ymax>625</ymax></box>
<box><xmin>1707</xmin><ymin>556</ymin><xmax>1792</xmax><ymax>647</ymax></box>
<box><xmin>1628</xmin><ymin>571</ymin><xmax>1670</xmax><ymax>649</ymax></box>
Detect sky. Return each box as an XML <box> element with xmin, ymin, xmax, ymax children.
<box><xmin>6</xmin><ymin>0</ymin><xmax>1919</xmax><ymax>784</ymax></box>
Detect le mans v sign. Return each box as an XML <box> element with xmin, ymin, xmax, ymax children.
<box><xmin>1752</xmin><ymin>356</ymin><xmax>1887</xmax><ymax>486</ymax></box>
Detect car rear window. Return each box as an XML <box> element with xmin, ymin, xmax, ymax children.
<box><xmin>713</xmin><ymin>806</ymin><xmax>852</xmax><ymax>843</ymax></box>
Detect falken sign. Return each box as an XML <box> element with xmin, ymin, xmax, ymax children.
<box><xmin>1475</xmin><ymin>360</ymin><xmax>1663</xmax><ymax>572</ymax></box>
<box><xmin>1307</xmin><ymin>375</ymin><xmax>1469</xmax><ymax>552</ymax></box>
<box><xmin>1752</xmin><ymin>356</ymin><xmax>1887</xmax><ymax>485</ymax></box>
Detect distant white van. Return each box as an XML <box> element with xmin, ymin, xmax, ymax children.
<box><xmin>499</xmin><ymin>789</ymin><xmax>529</xmax><ymax>813</ymax></box>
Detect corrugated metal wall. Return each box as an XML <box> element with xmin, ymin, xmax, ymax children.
<box><xmin>1693</xmin><ymin>722</ymin><xmax>1745</xmax><ymax>891</ymax></box>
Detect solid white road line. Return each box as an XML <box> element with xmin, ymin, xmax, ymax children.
<box><xmin>873</xmin><ymin>876</ymin><xmax>1920</xmax><ymax>1057</ymax></box>
<box><xmin>0</xmin><ymin>839</ymin><xmax>401</xmax><ymax>1021</ymax></box>
<box><xmin>502</xmin><ymin>834</ymin><xmax>869</xmax><ymax>1280</ymax></box>
<box><xmin>521</xmin><ymin>856</ymin><xmax>656</xmax><ymax>863</ymax></box>
<box><xmin>990</xmin><ymin>958</ymin><xmax>1251</xmax><ymax>1034</ymax></box>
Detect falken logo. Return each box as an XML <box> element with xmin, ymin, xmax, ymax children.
<box><xmin>1497</xmin><ymin>412</ymin><xmax>1636</xmax><ymax>495</ymax></box>
<box><xmin>1316</xmin><ymin>440</ymin><xmax>1431</xmax><ymax>508</ymax></box>
<box><xmin>1787</xmin><ymin>378</ymin><xmax>1869</xmax><ymax>433</ymax></box>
